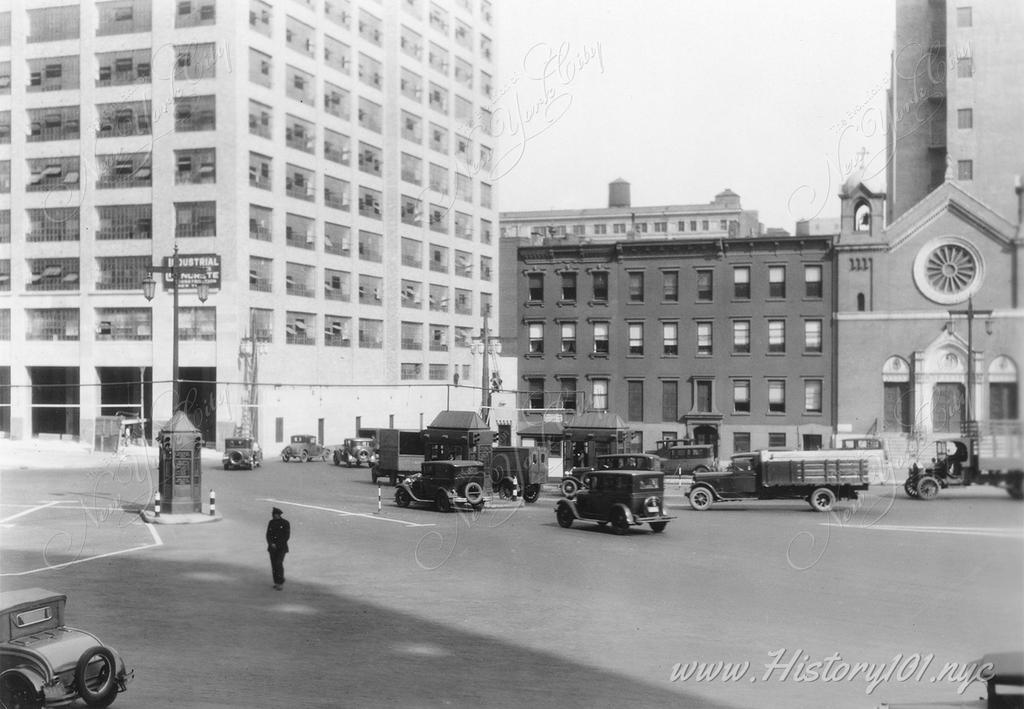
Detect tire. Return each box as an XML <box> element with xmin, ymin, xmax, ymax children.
<box><xmin>555</xmin><ymin>503</ymin><xmax>574</xmax><ymax>528</ymax></box>
<box><xmin>688</xmin><ymin>486</ymin><xmax>714</xmax><ymax>511</ymax></box>
<box><xmin>560</xmin><ymin>478</ymin><xmax>580</xmax><ymax>499</ymax></box>
<box><xmin>333</xmin><ymin>450</ymin><xmax>343</xmax><ymax>466</ymax></box>
<box><xmin>229</xmin><ymin>451</ymin><xmax>243</xmax><ymax>466</ymax></box>
<box><xmin>435</xmin><ymin>490</ymin><xmax>452</xmax><ymax>513</ymax></box>
<box><xmin>394</xmin><ymin>488</ymin><xmax>411</xmax><ymax>508</ymax></box>
<box><xmin>611</xmin><ymin>507</ymin><xmax>630</xmax><ymax>534</ymax></box>
<box><xmin>299</xmin><ymin>450</ymin><xmax>309</xmax><ymax>463</ymax></box>
<box><xmin>904</xmin><ymin>478</ymin><xmax>920</xmax><ymax>498</ymax></box>
<box><xmin>75</xmin><ymin>646</ymin><xmax>118</xmax><ymax>708</ymax></box>
<box><xmin>650</xmin><ymin>521</ymin><xmax>668</xmax><ymax>533</ymax></box>
<box><xmin>498</xmin><ymin>480</ymin><xmax>515</xmax><ymax>500</ymax></box>
<box><xmin>916</xmin><ymin>476</ymin><xmax>940</xmax><ymax>500</ymax></box>
<box><xmin>0</xmin><ymin>672</ymin><xmax>43</xmax><ymax>709</ymax></box>
<box><xmin>282</xmin><ymin>453</ymin><xmax>290</xmax><ymax>463</ymax></box>
<box><xmin>358</xmin><ymin>450</ymin><xmax>370</xmax><ymax>463</ymax></box>
<box><xmin>223</xmin><ymin>463</ymin><xmax>229</xmax><ymax>470</ymax></box>
<box><xmin>809</xmin><ymin>487</ymin><xmax>836</xmax><ymax>512</ymax></box>
<box><xmin>523</xmin><ymin>484</ymin><xmax>541</xmax><ymax>504</ymax></box>
<box><xmin>464</xmin><ymin>481</ymin><xmax>484</xmax><ymax>506</ymax></box>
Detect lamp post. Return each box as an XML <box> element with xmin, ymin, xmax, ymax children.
<box><xmin>142</xmin><ymin>243</ymin><xmax>209</xmax><ymax>414</ymax></box>
<box><xmin>471</xmin><ymin>311</ymin><xmax>501</xmax><ymax>424</ymax></box>
<box><xmin>947</xmin><ymin>295</ymin><xmax>993</xmax><ymax>427</ymax></box>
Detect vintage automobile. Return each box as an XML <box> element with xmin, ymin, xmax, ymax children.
<box><xmin>332</xmin><ymin>437</ymin><xmax>378</xmax><ymax>467</ymax></box>
<box><xmin>560</xmin><ymin>453</ymin><xmax>662</xmax><ymax>498</ymax></box>
<box><xmin>647</xmin><ymin>441</ymin><xmax>716</xmax><ymax>476</ymax></box>
<box><xmin>281</xmin><ymin>435</ymin><xmax>329</xmax><ymax>463</ymax></box>
<box><xmin>394</xmin><ymin>460</ymin><xmax>487</xmax><ymax>512</ymax></box>
<box><xmin>555</xmin><ymin>469</ymin><xmax>674</xmax><ymax>534</ymax></box>
<box><xmin>222</xmin><ymin>437</ymin><xmax>263</xmax><ymax>470</ymax></box>
<box><xmin>0</xmin><ymin>588</ymin><xmax>132</xmax><ymax>709</ymax></box>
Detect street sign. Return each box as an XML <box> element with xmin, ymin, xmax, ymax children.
<box><xmin>161</xmin><ymin>253</ymin><xmax>220</xmax><ymax>289</ymax></box>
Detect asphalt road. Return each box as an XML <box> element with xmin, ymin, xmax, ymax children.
<box><xmin>1</xmin><ymin>449</ymin><xmax>1022</xmax><ymax>709</ymax></box>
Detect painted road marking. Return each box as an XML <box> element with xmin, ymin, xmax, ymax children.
<box><xmin>0</xmin><ymin>501</ymin><xmax>63</xmax><ymax>524</ymax></box>
<box><xmin>264</xmin><ymin>498</ymin><xmax>436</xmax><ymax>527</ymax></box>
<box><xmin>823</xmin><ymin>523</ymin><xmax>1024</xmax><ymax>539</ymax></box>
<box><xmin>1</xmin><ymin>518</ymin><xmax>163</xmax><ymax>577</ymax></box>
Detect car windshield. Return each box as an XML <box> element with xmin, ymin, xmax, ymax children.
<box><xmin>225</xmin><ymin>439</ymin><xmax>248</xmax><ymax>447</ymax></box>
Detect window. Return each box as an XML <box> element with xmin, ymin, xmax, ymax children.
<box><xmin>250</xmin><ymin>0</ymin><xmax>272</xmax><ymax>35</ymax></box>
<box><xmin>177</xmin><ymin>1</ymin><xmax>216</xmax><ymax>27</ymax></box>
<box><xmin>175</xmin><ymin>43</ymin><xmax>217</xmax><ymax>81</ymax></box>
<box><xmin>592</xmin><ymin>379</ymin><xmax>609</xmax><ymax>411</ymax></box>
<box><xmin>560</xmin><ymin>272</ymin><xmax>577</xmax><ymax>301</ymax></box>
<box><xmin>286</xmin><ymin>312</ymin><xmax>316</xmax><ymax>345</ymax></box>
<box><xmin>174</xmin><ymin>202</ymin><xmax>216</xmax><ymax>238</ymax></box>
<box><xmin>324</xmin><ymin>83</ymin><xmax>350</xmax><ymax>119</ymax></box>
<box><xmin>990</xmin><ymin>383</ymin><xmax>1018</xmax><ymax>420</ymax></box>
<box><xmin>593</xmin><ymin>224</ymin><xmax>606</xmax><ymax>235</ymax></box>
<box><xmin>805</xmin><ymin>380</ymin><xmax>823</xmax><ymax>414</ymax></box>
<box><xmin>95</xmin><ymin>153</ymin><xmax>153</xmax><ymax>189</ymax></box>
<box><xmin>733</xmin><ymin>432</ymin><xmax>751</xmax><ymax>453</ymax></box>
<box><xmin>0</xmin><ymin>111</ymin><xmax>8</xmax><ymax>143</ymax></box>
<box><xmin>768</xmin><ymin>432</ymin><xmax>787</xmax><ymax>449</ymax></box>
<box><xmin>286</xmin><ymin>164</ymin><xmax>314</xmax><ymax>201</ymax></box>
<box><xmin>94</xmin><ymin>256</ymin><xmax>147</xmax><ymax>290</ymax></box>
<box><xmin>249</xmin><ymin>152</ymin><xmax>272</xmax><ymax>190</ymax></box>
<box><xmin>628</xmin><ymin>323</ymin><xmax>644</xmax><ymax>355</ymax></box>
<box><xmin>359</xmin><ymin>143</ymin><xmax>383</xmax><ymax>176</ymax></box>
<box><xmin>429</xmin><ymin>244</ymin><xmax>449</xmax><ymax>273</ymax></box>
<box><xmin>695</xmin><ymin>380</ymin><xmax>713</xmax><ymax>413</ymax></box>
<box><xmin>358</xmin><ymin>275</ymin><xmax>382</xmax><ymax>305</ymax></box>
<box><xmin>592</xmin><ymin>271</ymin><xmax>609</xmax><ymax>301</ymax></box>
<box><xmin>957</xmin><ymin>160</ymin><xmax>973</xmax><ymax>180</ymax></box>
<box><xmin>286</xmin><ymin>16</ymin><xmax>316</xmax><ymax>57</ymax></box>
<box><xmin>28</xmin><ymin>56</ymin><xmax>80</xmax><ymax>92</ymax></box>
<box><xmin>175</xmin><ymin>95</ymin><xmax>215</xmax><ymax>132</ymax></box>
<box><xmin>560</xmin><ymin>378</ymin><xmax>578</xmax><ymax>411</ymax></box>
<box><xmin>285</xmin><ymin>213</ymin><xmax>315</xmax><ymax>249</ymax></box>
<box><xmin>26</xmin><ymin>309</ymin><xmax>79</xmax><ymax>341</ymax></box>
<box><xmin>358</xmin><ymin>98</ymin><xmax>382</xmax><ymax>132</ymax></box>
<box><xmin>358</xmin><ymin>53</ymin><xmax>383</xmax><ymax>90</ymax></box>
<box><xmin>174</xmin><ymin>148</ymin><xmax>216</xmax><ymax>184</ymax></box>
<box><xmin>249</xmin><ymin>100</ymin><xmax>271</xmax><ymax>138</ymax></box>
<box><xmin>628</xmin><ymin>272</ymin><xmax>644</xmax><ymax>303</ymax></box>
<box><xmin>732</xmin><ymin>320</ymin><xmax>750</xmax><ymax>354</ymax></box>
<box><xmin>27</xmin><ymin>157</ymin><xmax>81</xmax><ymax>192</ymax></box>
<box><xmin>401</xmin><ymin>238</ymin><xmax>422</xmax><ymax>267</ymax></box>
<box><xmin>429</xmin><ymin>323</ymin><xmax>448</xmax><ymax>351</ymax></box>
<box><xmin>528</xmin><ymin>322</ymin><xmax>544</xmax><ymax>353</ymax></box>
<box><xmin>249</xmin><ymin>256</ymin><xmax>272</xmax><ymax>292</ymax></box>
<box><xmin>324</xmin><ymin>176</ymin><xmax>350</xmax><ymax>211</ymax></box>
<box><xmin>957</xmin><ymin>56</ymin><xmax>973</xmax><ymax>78</ymax></box>
<box><xmin>26</xmin><ymin>258</ymin><xmax>79</xmax><ymax>291</ymax></box>
<box><xmin>957</xmin><ymin>108</ymin><xmax>973</xmax><ymax>129</ymax></box>
<box><xmin>250</xmin><ymin>204</ymin><xmax>272</xmax><ymax>242</ymax></box>
<box><xmin>325</xmin><ymin>315</ymin><xmax>351</xmax><ymax>347</ymax></box>
<box><xmin>401</xmin><ymin>68</ymin><xmax>423</xmax><ymax>101</ymax></box>
<box><xmin>178</xmin><ymin>307</ymin><xmax>216</xmax><ymax>341</ymax></box>
<box><xmin>29</xmin><ymin>6</ymin><xmax>80</xmax><ymax>42</ymax></box>
<box><xmin>401</xmin><ymin>25</ymin><xmax>423</xmax><ymax>59</ymax></box>
<box><xmin>764</xmin><ymin>319</ymin><xmax>786</xmax><ymax>353</ymax></box>
<box><xmin>325</xmin><ymin>129</ymin><xmax>351</xmax><ymax>166</ymax></box>
<box><xmin>454</xmin><ymin>57</ymin><xmax>473</xmax><ymax>89</ymax></box>
<box><xmin>663</xmin><ymin>322</ymin><xmax>678</xmax><ymax>356</ymax></box>
<box><xmin>249</xmin><ymin>48</ymin><xmax>272</xmax><ymax>87</ymax></box>
<box><xmin>804</xmin><ymin>320</ymin><xmax>823</xmax><ymax>354</ymax></box>
<box><xmin>401</xmin><ymin>280</ymin><xmax>422</xmax><ymax>308</ymax></box>
<box><xmin>956</xmin><ymin>7</ymin><xmax>972</xmax><ymax>27</ymax></box>
<box><xmin>768</xmin><ymin>266</ymin><xmax>786</xmax><ymax>298</ymax></box>
<box><xmin>286</xmin><ymin>262</ymin><xmax>315</xmax><ymax>297</ymax></box>
<box><xmin>768</xmin><ymin>380</ymin><xmax>786</xmax><ymax>413</ymax></box>
<box><xmin>662</xmin><ymin>381</ymin><xmax>678</xmax><ymax>421</ymax></box>
<box><xmin>733</xmin><ymin>266</ymin><xmax>750</xmax><ymax>299</ymax></box>
<box><xmin>454</xmin><ymin>211</ymin><xmax>473</xmax><ymax>239</ymax></box>
<box><xmin>97</xmin><ymin>205</ymin><xmax>151</xmax><ymax>240</ymax></box>
<box><xmin>402</xmin><ymin>111</ymin><xmax>423</xmax><ymax>143</ymax></box>
<box><xmin>804</xmin><ymin>265</ymin><xmax>822</xmax><ymax>298</ymax></box>
<box><xmin>358</xmin><ymin>9</ymin><xmax>382</xmax><ymax>45</ymax></box>
<box><xmin>324</xmin><ymin>35</ymin><xmax>351</xmax><ymax>75</ymax></box>
<box><xmin>325</xmin><ymin>222</ymin><xmax>351</xmax><ymax>257</ymax></box>
<box><xmin>287</xmin><ymin>65</ymin><xmax>315</xmax><ymax>104</ymax></box>
<box><xmin>28</xmin><ymin>106</ymin><xmax>80</xmax><ymax>142</ymax></box>
<box><xmin>696</xmin><ymin>270</ymin><xmax>713</xmax><ymax>301</ymax></box>
<box><xmin>696</xmin><ymin>322</ymin><xmax>712</xmax><ymax>355</ymax></box>
<box><xmin>359</xmin><ymin>231</ymin><xmax>383</xmax><ymax>262</ymax></box>
<box><xmin>593</xmin><ymin>322</ymin><xmax>609</xmax><ymax>355</ymax></box>
<box><xmin>733</xmin><ymin>380</ymin><xmax>750</xmax><ymax>413</ymax></box>
<box><xmin>627</xmin><ymin>380</ymin><xmax>644</xmax><ymax>421</ymax></box>
<box><xmin>560</xmin><ymin>322</ymin><xmax>576</xmax><ymax>354</ymax></box>
<box><xmin>286</xmin><ymin>115</ymin><xmax>315</xmax><ymax>153</ymax></box>
<box><xmin>27</xmin><ymin>209</ymin><xmax>79</xmax><ymax>243</ymax></box>
<box><xmin>454</xmin><ymin>250</ymin><xmax>472</xmax><ymax>278</ymax></box>
<box><xmin>662</xmin><ymin>271</ymin><xmax>679</xmax><ymax>302</ymax></box>
<box><xmin>401</xmin><ymin>322</ymin><xmax>423</xmax><ymax>350</ymax></box>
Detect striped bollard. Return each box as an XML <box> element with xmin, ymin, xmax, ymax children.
<box><xmin>154</xmin><ymin>491</ymin><xmax>161</xmax><ymax>518</ymax></box>
<box><xmin>377</xmin><ymin>484</ymin><xmax>382</xmax><ymax>514</ymax></box>
<box><xmin>209</xmin><ymin>489</ymin><xmax>216</xmax><ymax>516</ymax></box>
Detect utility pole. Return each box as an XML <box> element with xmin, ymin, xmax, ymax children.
<box><xmin>948</xmin><ymin>295</ymin><xmax>993</xmax><ymax>426</ymax></box>
<box><xmin>473</xmin><ymin>311</ymin><xmax>501</xmax><ymax>424</ymax></box>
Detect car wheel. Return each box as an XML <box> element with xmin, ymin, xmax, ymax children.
<box><xmin>498</xmin><ymin>479</ymin><xmax>515</xmax><ymax>500</ymax></box>
<box><xmin>611</xmin><ymin>507</ymin><xmax>630</xmax><ymax>534</ymax></box>
<box><xmin>223</xmin><ymin>464</ymin><xmax>229</xmax><ymax>470</ymax></box>
<box><xmin>809</xmin><ymin>487</ymin><xmax>836</xmax><ymax>512</ymax></box>
<box><xmin>650</xmin><ymin>521</ymin><xmax>668</xmax><ymax>533</ymax></box>
<box><xmin>904</xmin><ymin>478</ymin><xmax>920</xmax><ymax>498</ymax></box>
<box><xmin>436</xmin><ymin>491</ymin><xmax>452</xmax><ymax>513</ymax></box>
<box><xmin>560</xmin><ymin>478</ymin><xmax>580</xmax><ymax>499</ymax></box>
<box><xmin>523</xmin><ymin>484</ymin><xmax>541</xmax><ymax>504</ymax></box>
<box><xmin>0</xmin><ymin>672</ymin><xmax>43</xmax><ymax>709</ymax></box>
<box><xmin>299</xmin><ymin>450</ymin><xmax>309</xmax><ymax>463</ymax></box>
<box><xmin>916</xmin><ymin>476</ymin><xmax>940</xmax><ymax>500</ymax></box>
<box><xmin>75</xmin><ymin>646</ymin><xmax>118</xmax><ymax>708</ymax></box>
<box><xmin>688</xmin><ymin>486</ymin><xmax>714</xmax><ymax>511</ymax></box>
<box><xmin>555</xmin><ymin>503</ymin><xmax>574</xmax><ymax>528</ymax></box>
<box><xmin>1007</xmin><ymin>479</ymin><xmax>1024</xmax><ymax>500</ymax></box>
<box><xmin>282</xmin><ymin>454</ymin><xmax>290</xmax><ymax>463</ymax></box>
<box><xmin>333</xmin><ymin>450</ymin><xmax>342</xmax><ymax>466</ymax></box>
<box><xmin>395</xmin><ymin>488</ymin><xmax>411</xmax><ymax>508</ymax></box>
<box><xmin>464</xmin><ymin>481</ymin><xmax>485</xmax><ymax>508</ymax></box>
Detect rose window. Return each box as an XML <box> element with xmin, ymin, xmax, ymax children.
<box><xmin>913</xmin><ymin>238</ymin><xmax>983</xmax><ymax>304</ymax></box>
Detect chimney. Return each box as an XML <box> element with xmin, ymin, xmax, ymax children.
<box><xmin>609</xmin><ymin>178</ymin><xmax>631</xmax><ymax>208</ymax></box>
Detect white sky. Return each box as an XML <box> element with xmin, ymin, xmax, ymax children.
<box><xmin>493</xmin><ymin>1</ymin><xmax>896</xmax><ymax>231</ymax></box>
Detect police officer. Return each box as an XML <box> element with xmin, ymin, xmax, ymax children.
<box><xmin>266</xmin><ymin>507</ymin><xmax>291</xmax><ymax>590</ymax></box>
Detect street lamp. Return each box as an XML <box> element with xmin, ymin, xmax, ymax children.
<box><xmin>948</xmin><ymin>295</ymin><xmax>993</xmax><ymax>426</ymax></box>
<box><xmin>142</xmin><ymin>243</ymin><xmax>210</xmax><ymax>413</ymax></box>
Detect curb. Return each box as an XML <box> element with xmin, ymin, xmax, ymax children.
<box><xmin>139</xmin><ymin>510</ymin><xmax>222</xmax><ymax>525</ymax></box>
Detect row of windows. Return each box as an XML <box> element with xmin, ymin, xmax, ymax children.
<box><xmin>17</xmin><ymin>2</ymin><xmax>215</xmax><ymax>43</ymax></box>
<box><xmin>524</xmin><ymin>319</ymin><xmax>825</xmax><ymax>357</ymax></box>
<box><xmin>521</xmin><ymin>377</ymin><xmax>824</xmax><ymax>418</ymax></box>
<box><xmin>529</xmin><ymin>218</ymin><xmax>740</xmax><ymax>238</ymax></box>
<box><xmin>527</xmin><ymin>265</ymin><xmax>824</xmax><ymax>304</ymax></box>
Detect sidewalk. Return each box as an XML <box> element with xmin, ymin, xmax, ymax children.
<box><xmin>0</xmin><ymin>437</ymin><xmax>223</xmax><ymax>472</ymax></box>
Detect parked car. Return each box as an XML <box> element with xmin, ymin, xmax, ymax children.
<box><xmin>0</xmin><ymin>587</ymin><xmax>132</xmax><ymax>708</ymax></box>
<box><xmin>560</xmin><ymin>453</ymin><xmax>661</xmax><ymax>497</ymax></box>
<box><xmin>222</xmin><ymin>437</ymin><xmax>263</xmax><ymax>470</ymax></box>
<box><xmin>394</xmin><ymin>460</ymin><xmax>487</xmax><ymax>512</ymax></box>
<box><xmin>281</xmin><ymin>435</ymin><xmax>329</xmax><ymax>463</ymax></box>
<box><xmin>332</xmin><ymin>437</ymin><xmax>378</xmax><ymax>467</ymax></box>
<box><xmin>555</xmin><ymin>469</ymin><xmax>674</xmax><ymax>534</ymax></box>
<box><xmin>647</xmin><ymin>441</ymin><xmax>716</xmax><ymax>476</ymax></box>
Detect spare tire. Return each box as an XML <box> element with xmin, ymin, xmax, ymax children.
<box><xmin>560</xmin><ymin>478</ymin><xmax>580</xmax><ymax>500</ymax></box>
<box><xmin>229</xmin><ymin>451</ymin><xmax>243</xmax><ymax>465</ymax></box>
<box><xmin>464</xmin><ymin>481</ymin><xmax>484</xmax><ymax>505</ymax></box>
<box><xmin>75</xmin><ymin>646</ymin><xmax>118</xmax><ymax>708</ymax></box>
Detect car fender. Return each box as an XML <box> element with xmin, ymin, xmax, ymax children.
<box><xmin>687</xmin><ymin>482</ymin><xmax>717</xmax><ymax>501</ymax></box>
<box><xmin>555</xmin><ymin>498</ymin><xmax>580</xmax><ymax>519</ymax></box>
<box><xmin>1</xmin><ymin>665</ymin><xmax>48</xmax><ymax>693</ymax></box>
<box><xmin>610</xmin><ymin>502</ymin><xmax>635</xmax><ymax>525</ymax></box>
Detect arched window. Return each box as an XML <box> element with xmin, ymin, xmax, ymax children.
<box><xmin>854</xmin><ymin>201</ymin><xmax>871</xmax><ymax>232</ymax></box>
<box><xmin>989</xmin><ymin>356</ymin><xmax>1019</xmax><ymax>420</ymax></box>
<box><xmin>856</xmin><ymin>293</ymin><xmax>866</xmax><ymax>311</ymax></box>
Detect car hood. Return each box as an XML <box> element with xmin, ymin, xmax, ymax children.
<box><xmin>6</xmin><ymin>627</ymin><xmax>112</xmax><ymax>674</ymax></box>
